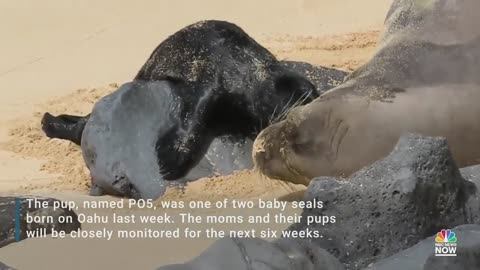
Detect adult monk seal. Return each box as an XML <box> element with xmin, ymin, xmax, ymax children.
<box><xmin>253</xmin><ymin>0</ymin><xmax>480</xmax><ymax>185</ymax></box>
<box><xmin>41</xmin><ymin>20</ymin><xmax>346</xmax><ymax>199</ymax></box>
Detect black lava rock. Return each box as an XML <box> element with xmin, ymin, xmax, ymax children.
<box><xmin>157</xmin><ymin>238</ymin><xmax>345</xmax><ymax>270</ymax></box>
<box><xmin>460</xmin><ymin>165</ymin><xmax>480</xmax><ymax>224</ymax></box>
<box><xmin>0</xmin><ymin>262</ymin><xmax>15</xmax><ymax>270</ymax></box>
<box><xmin>273</xmin><ymin>238</ymin><xmax>346</xmax><ymax>270</ymax></box>
<box><xmin>366</xmin><ymin>224</ymin><xmax>480</xmax><ymax>270</ymax></box>
<box><xmin>288</xmin><ymin>134</ymin><xmax>479</xmax><ymax>269</ymax></box>
<box><xmin>0</xmin><ymin>196</ymin><xmax>81</xmax><ymax>248</ymax></box>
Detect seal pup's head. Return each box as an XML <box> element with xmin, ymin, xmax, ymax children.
<box><xmin>248</xmin><ymin>70</ymin><xmax>320</xmax><ymax>131</ymax></box>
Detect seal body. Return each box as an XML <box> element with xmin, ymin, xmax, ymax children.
<box><xmin>253</xmin><ymin>0</ymin><xmax>480</xmax><ymax>185</ymax></box>
<box><xmin>41</xmin><ymin>20</ymin><xmax>347</xmax><ymax>199</ymax></box>
<box><xmin>81</xmin><ymin>81</ymin><xmax>178</xmax><ymax>199</ymax></box>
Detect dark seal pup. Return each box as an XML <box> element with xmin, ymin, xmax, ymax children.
<box><xmin>41</xmin><ymin>20</ymin><xmax>346</xmax><ymax>199</ymax></box>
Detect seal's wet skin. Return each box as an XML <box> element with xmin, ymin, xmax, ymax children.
<box><xmin>253</xmin><ymin>0</ymin><xmax>480</xmax><ymax>185</ymax></box>
<box><xmin>41</xmin><ymin>20</ymin><xmax>346</xmax><ymax>199</ymax></box>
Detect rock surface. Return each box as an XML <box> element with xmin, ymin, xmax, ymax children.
<box><xmin>156</xmin><ymin>134</ymin><xmax>480</xmax><ymax>270</ymax></box>
<box><xmin>288</xmin><ymin>134</ymin><xmax>479</xmax><ymax>269</ymax></box>
<box><xmin>0</xmin><ymin>196</ymin><xmax>81</xmax><ymax>248</ymax></box>
<box><xmin>0</xmin><ymin>262</ymin><xmax>15</xmax><ymax>270</ymax></box>
<box><xmin>366</xmin><ymin>224</ymin><xmax>480</xmax><ymax>270</ymax></box>
<box><xmin>461</xmin><ymin>165</ymin><xmax>480</xmax><ymax>224</ymax></box>
<box><xmin>157</xmin><ymin>238</ymin><xmax>345</xmax><ymax>270</ymax></box>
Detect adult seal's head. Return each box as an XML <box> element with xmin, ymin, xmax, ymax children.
<box><xmin>253</xmin><ymin>0</ymin><xmax>480</xmax><ymax>185</ymax></box>
<box><xmin>253</xmin><ymin>98</ymin><xmax>357</xmax><ymax>185</ymax></box>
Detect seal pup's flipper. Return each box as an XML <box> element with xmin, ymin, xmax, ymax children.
<box><xmin>41</xmin><ymin>112</ymin><xmax>90</xmax><ymax>145</ymax></box>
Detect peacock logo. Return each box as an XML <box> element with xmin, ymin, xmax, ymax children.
<box><xmin>435</xmin><ymin>229</ymin><xmax>458</xmax><ymax>257</ymax></box>
<box><xmin>435</xmin><ymin>229</ymin><xmax>457</xmax><ymax>243</ymax></box>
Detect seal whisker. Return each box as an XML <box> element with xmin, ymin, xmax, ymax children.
<box><xmin>277</xmin><ymin>179</ymin><xmax>296</xmax><ymax>194</ymax></box>
<box><xmin>274</xmin><ymin>93</ymin><xmax>299</xmax><ymax>123</ymax></box>
<box><xmin>278</xmin><ymin>94</ymin><xmax>296</xmax><ymax>119</ymax></box>
<box><xmin>294</xmin><ymin>90</ymin><xmax>312</xmax><ymax>109</ymax></box>
<box><xmin>257</xmin><ymin>170</ymin><xmax>274</xmax><ymax>192</ymax></box>
<box><xmin>277</xmin><ymin>92</ymin><xmax>298</xmax><ymax>124</ymax></box>
<box><xmin>291</xmin><ymin>91</ymin><xmax>310</xmax><ymax>110</ymax></box>
<box><xmin>268</xmin><ymin>105</ymin><xmax>279</xmax><ymax>125</ymax></box>
<box><xmin>275</xmin><ymin>91</ymin><xmax>310</xmax><ymax>123</ymax></box>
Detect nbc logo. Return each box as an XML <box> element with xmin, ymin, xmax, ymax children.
<box><xmin>434</xmin><ymin>229</ymin><xmax>457</xmax><ymax>257</ymax></box>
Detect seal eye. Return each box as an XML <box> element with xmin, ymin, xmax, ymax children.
<box><xmin>274</xmin><ymin>75</ymin><xmax>300</xmax><ymax>94</ymax></box>
<box><xmin>292</xmin><ymin>141</ymin><xmax>320</xmax><ymax>156</ymax></box>
<box><xmin>292</xmin><ymin>132</ymin><xmax>323</xmax><ymax>156</ymax></box>
<box><xmin>290</xmin><ymin>121</ymin><xmax>328</xmax><ymax>157</ymax></box>
<box><xmin>273</xmin><ymin>73</ymin><xmax>318</xmax><ymax>103</ymax></box>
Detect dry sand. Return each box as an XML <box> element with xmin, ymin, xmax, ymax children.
<box><xmin>0</xmin><ymin>0</ymin><xmax>391</xmax><ymax>269</ymax></box>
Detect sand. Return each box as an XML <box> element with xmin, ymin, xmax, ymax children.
<box><xmin>0</xmin><ymin>0</ymin><xmax>391</xmax><ymax>269</ymax></box>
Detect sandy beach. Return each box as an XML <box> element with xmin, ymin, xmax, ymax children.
<box><xmin>0</xmin><ymin>0</ymin><xmax>391</xmax><ymax>269</ymax></box>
